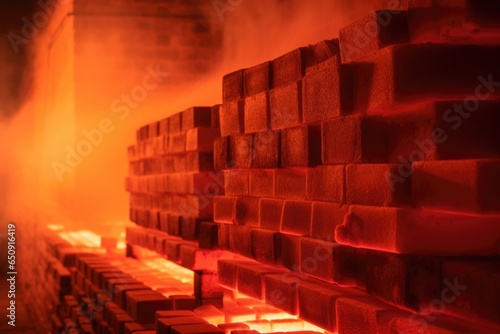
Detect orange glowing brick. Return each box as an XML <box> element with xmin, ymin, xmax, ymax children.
<box><xmin>244</xmin><ymin>91</ymin><xmax>269</xmax><ymax>133</ymax></box>
<box><xmin>182</xmin><ymin>107</ymin><xmax>213</xmax><ymax>131</ymax></box>
<box><xmin>244</xmin><ymin>61</ymin><xmax>272</xmax><ymax>96</ymax></box>
<box><xmin>270</xmin><ymin>81</ymin><xmax>302</xmax><ymax>130</ymax></box>
<box><xmin>223</xmin><ymin>69</ymin><xmax>244</xmax><ymax>102</ymax></box>
<box><xmin>171</xmin><ymin>323</ymin><xmax>225</xmax><ymax>334</ymax></box>
<box><xmin>220</xmin><ymin>100</ymin><xmax>245</xmax><ymax>136</ymax></box>
<box><xmin>274</xmin><ymin>169</ymin><xmax>306</xmax><ymax>200</ymax></box>
<box><xmin>223</xmin><ymin>307</ymin><xmax>257</xmax><ymax>323</ymax></box>
<box><xmin>302</xmin><ymin>58</ymin><xmax>352</xmax><ymax>123</ymax></box>
<box><xmin>193</xmin><ymin>305</ymin><xmax>225</xmax><ymax>324</ymax></box>
<box><xmin>339</xmin><ymin>10</ymin><xmax>409</xmax><ymax>62</ymax></box>
<box><xmin>157</xmin><ymin>316</ymin><xmax>207</xmax><ymax>334</ymax></box>
<box><xmin>336</xmin><ymin>297</ymin><xmax>408</xmax><ymax>334</ymax></box>
<box><xmin>252</xmin><ymin>130</ymin><xmax>280</xmax><ymax>169</ymax></box>
<box><xmin>224</xmin><ymin>170</ymin><xmax>250</xmax><ymax>196</ymax></box>
<box><xmin>306</xmin><ymin>165</ymin><xmax>344</xmax><ymax>203</ymax></box>
<box><xmin>346</xmin><ymin>164</ymin><xmax>411</xmax><ymax>207</ymax></box>
<box><xmin>412</xmin><ymin>159</ymin><xmax>500</xmax><ymax>213</ymax></box>
<box><xmin>281</xmin><ymin>124</ymin><xmax>321</xmax><ymax>168</ymax></box>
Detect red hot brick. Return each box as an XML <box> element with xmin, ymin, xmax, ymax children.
<box><xmin>214</xmin><ymin>136</ymin><xmax>229</xmax><ymax>171</ymax></box>
<box><xmin>252</xmin><ymin>130</ymin><xmax>280</xmax><ymax>168</ymax></box>
<box><xmin>365</xmin><ymin>251</ymin><xmax>441</xmax><ymax>311</ymax></box>
<box><xmin>244</xmin><ymin>61</ymin><xmax>272</xmax><ymax>96</ymax></box>
<box><xmin>281</xmin><ymin>201</ymin><xmax>312</xmax><ymax>236</ymax></box>
<box><xmin>217</xmin><ymin>260</ymin><xmax>254</xmax><ymax>290</ymax></box>
<box><xmin>389</xmin><ymin>316</ymin><xmax>490</xmax><ymax>334</ymax></box>
<box><xmin>310</xmin><ymin>202</ymin><xmax>348</xmax><ymax>241</ymax></box>
<box><xmin>224</xmin><ymin>170</ymin><xmax>250</xmax><ymax>196</ymax></box>
<box><xmin>299</xmin><ymin>238</ymin><xmax>362</xmax><ymax>286</ymax></box>
<box><xmin>302</xmin><ymin>58</ymin><xmax>353</xmax><ymax>123</ymax></box>
<box><xmin>339</xmin><ymin>10</ymin><xmax>409</xmax><ymax>63</ymax></box>
<box><xmin>180</xmin><ymin>216</ymin><xmax>202</xmax><ymax>241</ymax></box>
<box><xmin>412</xmin><ymin>159</ymin><xmax>500</xmax><ymax>213</ymax></box>
<box><xmin>198</xmin><ymin>222</ymin><xmax>219</xmax><ymax>250</ymax></box>
<box><xmin>185</xmin><ymin>128</ymin><xmax>220</xmax><ymax>152</ymax></box>
<box><xmin>170</xmin><ymin>295</ymin><xmax>197</xmax><ymax>311</ymax></box>
<box><xmin>157</xmin><ymin>317</ymin><xmax>207</xmax><ymax>334</ymax></box>
<box><xmin>244</xmin><ymin>92</ymin><xmax>269</xmax><ymax>134</ymax></box>
<box><xmin>194</xmin><ymin>271</ymin><xmax>223</xmax><ymax>299</ymax></box>
<box><xmin>167</xmin><ymin>214</ymin><xmax>181</xmax><ymax>237</ymax></box>
<box><xmin>299</xmin><ymin>238</ymin><xmax>336</xmax><ymax>282</ymax></box>
<box><xmin>159</xmin><ymin>118</ymin><xmax>169</xmax><ymax>136</ymax></box>
<box><xmin>169</xmin><ymin>113</ymin><xmax>182</xmax><ymax>134</ymax></box>
<box><xmin>280</xmin><ymin>234</ymin><xmax>301</xmax><ymax>272</ymax></box>
<box><xmin>346</xmin><ymin>164</ymin><xmax>411</xmax><ymax>207</ymax></box>
<box><xmin>272</xmin><ymin>48</ymin><xmax>307</xmax><ymax>88</ymax></box>
<box><xmin>336</xmin><ymin>297</ymin><xmax>409</xmax><ymax>334</ymax></box>
<box><xmin>297</xmin><ymin>280</ymin><xmax>366</xmax><ymax>331</ymax></box>
<box><xmin>281</xmin><ymin>125</ymin><xmax>321</xmax><ymax>167</ymax></box>
<box><xmin>251</xmin><ymin>229</ymin><xmax>281</xmax><ymax>265</ymax></box>
<box><xmin>308</xmin><ymin>39</ymin><xmax>340</xmax><ymax>66</ymax></box>
<box><xmin>259</xmin><ymin>198</ymin><xmax>283</xmax><ymax>231</ymax></box>
<box><xmin>223</xmin><ymin>69</ymin><xmax>244</xmax><ymax>102</ymax></box>
<box><xmin>274</xmin><ymin>169</ymin><xmax>306</xmax><ymax>200</ymax></box>
<box><xmin>264</xmin><ymin>273</ymin><xmax>301</xmax><ymax>315</ymax></box>
<box><xmin>182</xmin><ymin>107</ymin><xmax>213</xmax><ymax>131</ymax></box>
<box><xmin>156</xmin><ymin>310</ymin><xmax>195</xmax><ymax>323</ymax></box>
<box><xmin>229</xmin><ymin>134</ymin><xmax>253</xmax><ymax>169</ymax></box>
<box><xmin>234</xmin><ymin>197</ymin><xmax>260</xmax><ymax>227</ymax></box>
<box><xmin>211</xmin><ymin>105</ymin><xmax>221</xmax><ymax>129</ymax></box>
<box><xmin>270</xmin><ymin>81</ymin><xmax>302</xmax><ymax>130</ymax></box>
<box><xmin>171</xmin><ymin>323</ymin><xmax>224</xmax><ymax>334</ymax></box>
<box><xmin>237</xmin><ymin>263</ymin><xmax>284</xmax><ymax>300</ymax></box>
<box><xmin>218</xmin><ymin>223</ymin><xmax>230</xmax><ymax>250</ymax></box>
<box><xmin>186</xmin><ymin>152</ymin><xmax>213</xmax><ymax>172</ymax></box>
<box><xmin>213</xmin><ymin>196</ymin><xmax>236</xmax><ymax>224</ymax></box>
<box><xmin>170</xmin><ymin>133</ymin><xmax>186</xmax><ymax>153</ymax></box>
<box><xmin>306</xmin><ymin>165</ymin><xmax>345</xmax><ymax>203</ymax></box>
<box><xmin>322</xmin><ymin>115</ymin><xmax>387</xmax><ymax>164</ymax></box>
<box><xmin>384</xmin><ymin>100</ymin><xmax>500</xmax><ymax>162</ymax></box>
<box><xmin>352</xmin><ymin>44</ymin><xmax>500</xmax><ymax>112</ymax></box>
<box><xmin>220</xmin><ymin>100</ymin><xmax>245</xmax><ymax>136</ymax></box>
<box><xmin>217</xmin><ymin>323</ymin><xmax>250</xmax><ymax>333</ymax></box>
<box><xmin>228</xmin><ymin>225</ymin><xmax>252</xmax><ymax>257</ymax></box>
<box><xmin>249</xmin><ymin>169</ymin><xmax>275</xmax><ymax>198</ymax></box>
<box><xmin>336</xmin><ymin>205</ymin><xmax>500</xmax><ymax>255</ymax></box>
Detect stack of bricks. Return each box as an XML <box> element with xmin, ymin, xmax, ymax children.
<box><xmin>126</xmin><ymin>106</ymin><xmax>223</xmax><ymax>242</ymax></box>
<box><xmin>17</xmin><ymin>225</ymin><xmax>107</xmax><ymax>334</ymax></box>
<box><xmin>121</xmin><ymin>1</ymin><xmax>500</xmax><ymax>333</ymax></box>
<box><xmin>125</xmin><ymin>107</ymin><xmax>231</xmax><ymax>317</ymax></box>
<box><xmin>209</xmin><ymin>1</ymin><xmax>500</xmax><ymax>333</ymax></box>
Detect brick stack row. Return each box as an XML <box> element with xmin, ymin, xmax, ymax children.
<box><xmin>127</xmin><ymin>106</ymin><xmax>223</xmax><ymax>242</ymax></box>
<box><xmin>17</xmin><ymin>225</ymin><xmax>106</xmax><ymax>334</ymax></box>
<box><xmin>208</xmin><ymin>1</ymin><xmax>500</xmax><ymax>333</ymax></box>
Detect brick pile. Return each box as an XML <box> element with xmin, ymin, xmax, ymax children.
<box><xmin>208</xmin><ymin>2</ymin><xmax>500</xmax><ymax>333</ymax></box>
<box><xmin>123</xmin><ymin>1</ymin><xmax>500</xmax><ymax>333</ymax></box>
<box><xmin>29</xmin><ymin>227</ymin><xmax>325</xmax><ymax>334</ymax></box>
<box><xmin>17</xmin><ymin>225</ymin><xmax>107</xmax><ymax>333</ymax></box>
<box><xmin>126</xmin><ymin>106</ymin><xmax>223</xmax><ymax>242</ymax></box>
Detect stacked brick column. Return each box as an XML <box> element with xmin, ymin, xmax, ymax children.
<box><xmin>127</xmin><ymin>106</ymin><xmax>222</xmax><ymax>242</ymax></box>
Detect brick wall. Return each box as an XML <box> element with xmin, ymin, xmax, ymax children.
<box><xmin>124</xmin><ymin>1</ymin><xmax>500</xmax><ymax>333</ymax></box>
